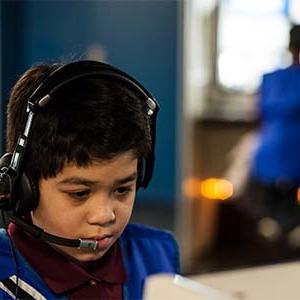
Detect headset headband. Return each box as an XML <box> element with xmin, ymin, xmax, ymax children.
<box><xmin>30</xmin><ymin>60</ymin><xmax>155</xmax><ymax>105</ymax></box>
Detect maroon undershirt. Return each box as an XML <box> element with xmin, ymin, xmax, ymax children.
<box><xmin>8</xmin><ymin>222</ymin><xmax>127</xmax><ymax>300</ymax></box>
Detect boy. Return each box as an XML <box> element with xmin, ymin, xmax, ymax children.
<box><xmin>0</xmin><ymin>60</ymin><xmax>179</xmax><ymax>299</ymax></box>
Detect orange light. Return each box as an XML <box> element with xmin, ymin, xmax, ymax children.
<box><xmin>183</xmin><ymin>177</ymin><xmax>233</xmax><ymax>200</ymax></box>
<box><xmin>182</xmin><ymin>177</ymin><xmax>201</xmax><ymax>198</ymax></box>
<box><xmin>297</xmin><ymin>187</ymin><xmax>300</xmax><ymax>204</ymax></box>
<box><xmin>200</xmin><ymin>178</ymin><xmax>233</xmax><ymax>201</ymax></box>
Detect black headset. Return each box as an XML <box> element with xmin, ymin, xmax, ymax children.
<box><xmin>0</xmin><ymin>60</ymin><xmax>159</xmax><ymax>217</ymax></box>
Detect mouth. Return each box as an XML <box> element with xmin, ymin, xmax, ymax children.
<box><xmin>92</xmin><ymin>235</ymin><xmax>114</xmax><ymax>250</ymax></box>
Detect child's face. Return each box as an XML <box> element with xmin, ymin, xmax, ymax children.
<box><xmin>31</xmin><ymin>150</ymin><xmax>138</xmax><ymax>262</ymax></box>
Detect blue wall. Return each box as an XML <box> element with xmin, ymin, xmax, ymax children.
<box><xmin>1</xmin><ymin>0</ymin><xmax>179</xmax><ymax>203</ymax></box>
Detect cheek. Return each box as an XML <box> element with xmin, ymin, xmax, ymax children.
<box><xmin>33</xmin><ymin>188</ymin><xmax>82</xmax><ymax>233</ymax></box>
<box><xmin>116</xmin><ymin>196</ymin><xmax>135</xmax><ymax>224</ymax></box>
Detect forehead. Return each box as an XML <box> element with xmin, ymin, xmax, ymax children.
<box><xmin>54</xmin><ymin>150</ymin><xmax>138</xmax><ymax>182</ymax></box>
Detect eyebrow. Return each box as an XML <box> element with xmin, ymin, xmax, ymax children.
<box><xmin>57</xmin><ymin>172</ymin><xmax>138</xmax><ymax>187</ymax></box>
<box><xmin>114</xmin><ymin>172</ymin><xmax>138</xmax><ymax>185</ymax></box>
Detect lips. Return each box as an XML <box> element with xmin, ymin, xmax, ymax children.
<box><xmin>92</xmin><ymin>235</ymin><xmax>114</xmax><ymax>250</ymax></box>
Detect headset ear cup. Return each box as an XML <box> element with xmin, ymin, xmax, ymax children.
<box><xmin>0</xmin><ymin>153</ymin><xmax>12</xmax><ymax>168</ymax></box>
<box><xmin>14</xmin><ymin>173</ymin><xmax>39</xmax><ymax>216</ymax></box>
<box><xmin>0</xmin><ymin>153</ymin><xmax>39</xmax><ymax>215</ymax></box>
<box><xmin>0</xmin><ymin>153</ymin><xmax>14</xmax><ymax>210</ymax></box>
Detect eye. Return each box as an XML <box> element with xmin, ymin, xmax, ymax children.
<box><xmin>68</xmin><ymin>190</ymin><xmax>91</xmax><ymax>200</ymax></box>
<box><xmin>114</xmin><ymin>186</ymin><xmax>133</xmax><ymax>197</ymax></box>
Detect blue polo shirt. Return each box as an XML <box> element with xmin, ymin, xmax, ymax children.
<box><xmin>0</xmin><ymin>222</ymin><xmax>180</xmax><ymax>299</ymax></box>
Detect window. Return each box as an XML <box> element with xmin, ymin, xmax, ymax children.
<box><xmin>217</xmin><ymin>0</ymin><xmax>298</xmax><ymax>93</ymax></box>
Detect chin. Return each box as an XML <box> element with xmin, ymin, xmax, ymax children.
<box><xmin>51</xmin><ymin>243</ymin><xmax>108</xmax><ymax>263</ymax></box>
<box><xmin>72</xmin><ymin>253</ymin><xmax>104</xmax><ymax>262</ymax></box>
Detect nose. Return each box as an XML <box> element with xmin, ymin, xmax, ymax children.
<box><xmin>87</xmin><ymin>195</ymin><xmax>116</xmax><ymax>226</ymax></box>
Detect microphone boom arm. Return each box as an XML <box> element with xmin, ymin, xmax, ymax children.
<box><xmin>9</xmin><ymin>214</ymin><xmax>98</xmax><ymax>250</ymax></box>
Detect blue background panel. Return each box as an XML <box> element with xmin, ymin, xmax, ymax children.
<box><xmin>1</xmin><ymin>1</ymin><xmax>179</xmax><ymax>203</ymax></box>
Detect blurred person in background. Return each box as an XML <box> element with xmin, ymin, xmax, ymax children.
<box><xmin>242</xmin><ymin>25</ymin><xmax>300</xmax><ymax>248</ymax></box>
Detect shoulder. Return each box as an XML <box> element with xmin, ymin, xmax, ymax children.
<box><xmin>263</xmin><ymin>66</ymin><xmax>297</xmax><ymax>81</ymax></box>
<box><xmin>0</xmin><ymin>229</ymin><xmax>16</xmax><ymax>280</ymax></box>
<box><xmin>120</xmin><ymin>225</ymin><xmax>180</xmax><ymax>298</ymax></box>
<box><xmin>0</xmin><ymin>230</ymin><xmax>59</xmax><ymax>299</ymax></box>
<box><xmin>122</xmin><ymin>223</ymin><xmax>177</xmax><ymax>245</ymax></box>
<box><xmin>121</xmin><ymin>223</ymin><xmax>180</xmax><ymax>273</ymax></box>
<box><xmin>123</xmin><ymin>223</ymin><xmax>174</xmax><ymax>238</ymax></box>
<box><xmin>0</xmin><ymin>228</ymin><xmax>12</xmax><ymax>256</ymax></box>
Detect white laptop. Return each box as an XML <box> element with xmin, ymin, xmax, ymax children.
<box><xmin>143</xmin><ymin>274</ymin><xmax>236</xmax><ymax>300</ymax></box>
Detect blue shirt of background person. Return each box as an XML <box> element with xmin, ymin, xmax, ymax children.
<box><xmin>252</xmin><ymin>25</ymin><xmax>300</xmax><ymax>185</ymax></box>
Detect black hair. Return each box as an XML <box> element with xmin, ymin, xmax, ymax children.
<box><xmin>7</xmin><ymin>63</ymin><xmax>151</xmax><ymax>184</ymax></box>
